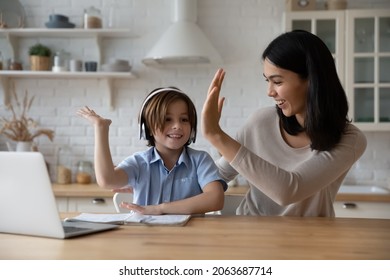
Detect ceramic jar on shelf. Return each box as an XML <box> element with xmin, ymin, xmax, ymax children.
<box><xmin>83</xmin><ymin>6</ymin><xmax>102</xmax><ymax>29</ymax></box>
<box><xmin>76</xmin><ymin>160</ymin><xmax>94</xmax><ymax>184</ymax></box>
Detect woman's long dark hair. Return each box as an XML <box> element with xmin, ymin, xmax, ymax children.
<box><xmin>262</xmin><ymin>30</ymin><xmax>350</xmax><ymax>151</ymax></box>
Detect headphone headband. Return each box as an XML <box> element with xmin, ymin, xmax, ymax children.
<box><xmin>138</xmin><ymin>87</ymin><xmax>186</xmax><ymax>124</ymax></box>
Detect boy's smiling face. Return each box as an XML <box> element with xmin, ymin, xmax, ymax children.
<box><xmin>153</xmin><ymin>99</ymin><xmax>192</xmax><ymax>152</ymax></box>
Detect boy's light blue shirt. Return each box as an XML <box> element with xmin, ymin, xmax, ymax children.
<box><xmin>116</xmin><ymin>146</ymin><xmax>227</xmax><ymax>206</ymax></box>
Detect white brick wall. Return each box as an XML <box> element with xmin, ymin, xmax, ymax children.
<box><xmin>1</xmin><ymin>0</ymin><xmax>390</xmax><ymax>187</ymax></box>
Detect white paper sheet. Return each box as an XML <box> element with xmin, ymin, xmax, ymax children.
<box><xmin>65</xmin><ymin>212</ymin><xmax>191</xmax><ymax>226</ymax></box>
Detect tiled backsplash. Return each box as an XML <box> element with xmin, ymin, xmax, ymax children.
<box><xmin>1</xmin><ymin>0</ymin><xmax>389</xmax><ymax>187</ymax></box>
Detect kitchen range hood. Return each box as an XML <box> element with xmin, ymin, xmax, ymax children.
<box><xmin>142</xmin><ymin>0</ymin><xmax>222</xmax><ymax>66</ymax></box>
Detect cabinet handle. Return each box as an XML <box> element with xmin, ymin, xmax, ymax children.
<box><xmin>92</xmin><ymin>198</ymin><xmax>106</xmax><ymax>204</ymax></box>
<box><xmin>343</xmin><ymin>202</ymin><xmax>357</xmax><ymax>209</ymax></box>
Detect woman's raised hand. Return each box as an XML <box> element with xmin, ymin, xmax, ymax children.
<box><xmin>201</xmin><ymin>68</ymin><xmax>226</xmax><ymax>141</ymax></box>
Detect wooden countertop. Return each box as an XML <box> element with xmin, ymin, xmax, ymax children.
<box><xmin>51</xmin><ymin>184</ymin><xmax>252</xmax><ymax>197</ymax></box>
<box><xmin>52</xmin><ymin>184</ymin><xmax>251</xmax><ymax>197</ymax></box>
<box><xmin>1</xmin><ymin>215</ymin><xmax>389</xmax><ymax>260</ymax></box>
<box><xmin>52</xmin><ymin>183</ymin><xmax>390</xmax><ymax>202</ymax></box>
<box><xmin>52</xmin><ymin>183</ymin><xmax>114</xmax><ymax>198</ymax></box>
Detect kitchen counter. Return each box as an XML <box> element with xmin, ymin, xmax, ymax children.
<box><xmin>52</xmin><ymin>183</ymin><xmax>390</xmax><ymax>202</ymax></box>
<box><xmin>225</xmin><ymin>185</ymin><xmax>390</xmax><ymax>202</ymax></box>
<box><xmin>53</xmin><ymin>183</ymin><xmax>114</xmax><ymax>198</ymax></box>
<box><xmin>51</xmin><ymin>184</ymin><xmax>253</xmax><ymax>197</ymax></box>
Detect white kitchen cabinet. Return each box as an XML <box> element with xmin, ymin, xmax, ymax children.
<box><xmin>345</xmin><ymin>10</ymin><xmax>390</xmax><ymax>131</ymax></box>
<box><xmin>334</xmin><ymin>201</ymin><xmax>390</xmax><ymax>219</ymax></box>
<box><xmin>55</xmin><ymin>197</ymin><xmax>68</xmax><ymax>212</ymax></box>
<box><xmin>222</xmin><ymin>197</ymin><xmax>390</xmax><ymax>218</ymax></box>
<box><xmin>56</xmin><ymin>197</ymin><xmax>116</xmax><ymax>213</ymax></box>
<box><xmin>0</xmin><ymin>28</ymin><xmax>138</xmax><ymax>109</ymax></box>
<box><xmin>53</xmin><ymin>184</ymin><xmax>116</xmax><ymax>213</ymax></box>
<box><xmin>284</xmin><ymin>9</ymin><xmax>390</xmax><ymax>131</ymax></box>
<box><xmin>284</xmin><ymin>10</ymin><xmax>346</xmax><ymax>83</ymax></box>
<box><xmin>221</xmin><ymin>195</ymin><xmax>243</xmax><ymax>215</ymax></box>
<box><xmin>222</xmin><ymin>193</ymin><xmax>390</xmax><ymax>218</ymax></box>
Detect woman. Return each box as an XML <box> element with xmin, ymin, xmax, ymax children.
<box><xmin>201</xmin><ymin>30</ymin><xmax>367</xmax><ymax>217</ymax></box>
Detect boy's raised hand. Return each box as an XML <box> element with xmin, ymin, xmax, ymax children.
<box><xmin>77</xmin><ymin>106</ymin><xmax>112</xmax><ymax>126</ymax></box>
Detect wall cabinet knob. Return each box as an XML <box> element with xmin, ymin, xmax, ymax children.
<box><xmin>92</xmin><ymin>198</ymin><xmax>106</xmax><ymax>204</ymax></box>
<box><xmin>343</xmin><ymin>202</ymin><xmax>357</xmax><ymax>209</ymax></box>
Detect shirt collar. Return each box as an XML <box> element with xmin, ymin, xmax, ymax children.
<box><xmin>150</xmin><ymin>147</ymin><xmax>190</xmax><ymax>168</ymax></box>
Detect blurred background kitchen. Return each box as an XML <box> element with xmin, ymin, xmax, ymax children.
<box><xmin>0</xmin><ymin>0</ymin><xmax>389</xmax><ymax>188</ymax></box>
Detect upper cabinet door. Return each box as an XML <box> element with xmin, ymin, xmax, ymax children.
<box><xmin>283</xmin><ymin>11</ymin><xmax>345</xmax><ymax>84</ymax></box>
<box><xmin>346</xmin><ymin>10</ymin><xmax>390</xmax><ymax>131</ymax></box>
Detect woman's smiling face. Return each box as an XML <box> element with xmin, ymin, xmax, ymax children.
<box><xmin>263</xmin><ymin>58</ymin><xmax>309</xmax><ymax>126</ymax></box>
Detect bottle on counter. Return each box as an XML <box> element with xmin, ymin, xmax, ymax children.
<box><xmin>76</xmin><ymin>160</ymin><xmax>94</xmax><ymax>184</ymax></box>
<box><xmin>108</xmin><ymin>2</ymin><xmax>119</xmax><ymax>28</ymax></box>
<box><xmin>56</xmin><ymin>146</ymin><xmax>73</xmax><ymax>184</ymax></box>
<box><xmin>9</xmin><ymin>59</ymin><xmax>23</xmax><ymax>70</ymax></box>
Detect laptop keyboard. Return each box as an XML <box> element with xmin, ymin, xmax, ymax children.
<box><xmin>63</xmin><ymin>226</ymin><xmax>88</xmax><ymax>233</ymax></box>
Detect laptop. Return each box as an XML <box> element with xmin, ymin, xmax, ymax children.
<box><xmin>0</xmin><ymin>152</ymin><xmax>119</xmax><ymax>239</ymax></box>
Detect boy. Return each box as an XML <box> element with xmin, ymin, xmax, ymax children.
<box><xmin>78</xmin><ymin>87</ymin><xmax>226</xmax><ymax>215</ymax></box>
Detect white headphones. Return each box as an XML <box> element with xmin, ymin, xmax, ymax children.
<box><xmin>138</xmin><ymin>87</ymin><xmax>197</xmax><ymax>144</ymax></box>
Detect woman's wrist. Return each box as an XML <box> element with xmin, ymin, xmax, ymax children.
<box><xmin>208</xmin><ymin>131</ymin><xmax>241</xmax><ymax>162</ymax></box>
<box><xmin>205</xmin><ymin>129</ymin><xmax>226</xmax><ymax>149</ymax></box>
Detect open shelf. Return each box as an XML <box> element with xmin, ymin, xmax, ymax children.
<box><xmin>0</xmin><ymin>28</ymin><xmax>137</xmax><ymax>38</ymax></box>
<box><xmin>0</xmin><ymin>28</ymin><xmax>139</xmax><ymax>110</ymax></box>
<box><xmin>0</xmin><ymin>70</ymin><xmax>137</xmax><ymax>110</ymax></box>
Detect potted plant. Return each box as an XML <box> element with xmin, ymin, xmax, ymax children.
<box><xmin>29</xmin><ymin>43</ymin><xmax>52</xmax><ymax>71</ymax></box>
<box><xmin>0</xmin><ymin>86</ymin><xmax>54</xmax><ymax>151</ymax></box>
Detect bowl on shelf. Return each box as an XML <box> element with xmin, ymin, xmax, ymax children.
<box><xmin>101</xmin><ymin>59</ymin><xmax>132</xmax><ymax>72</ymax></box>
<box><xmin>49</xmin><ymin>14</ymin><xmax>69</xmax><ymax>22</ymax></box>
<box><xmin>45</xmin><ymin>14</ymin><xmax>75</xmax><ymax>28</ymax></box>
